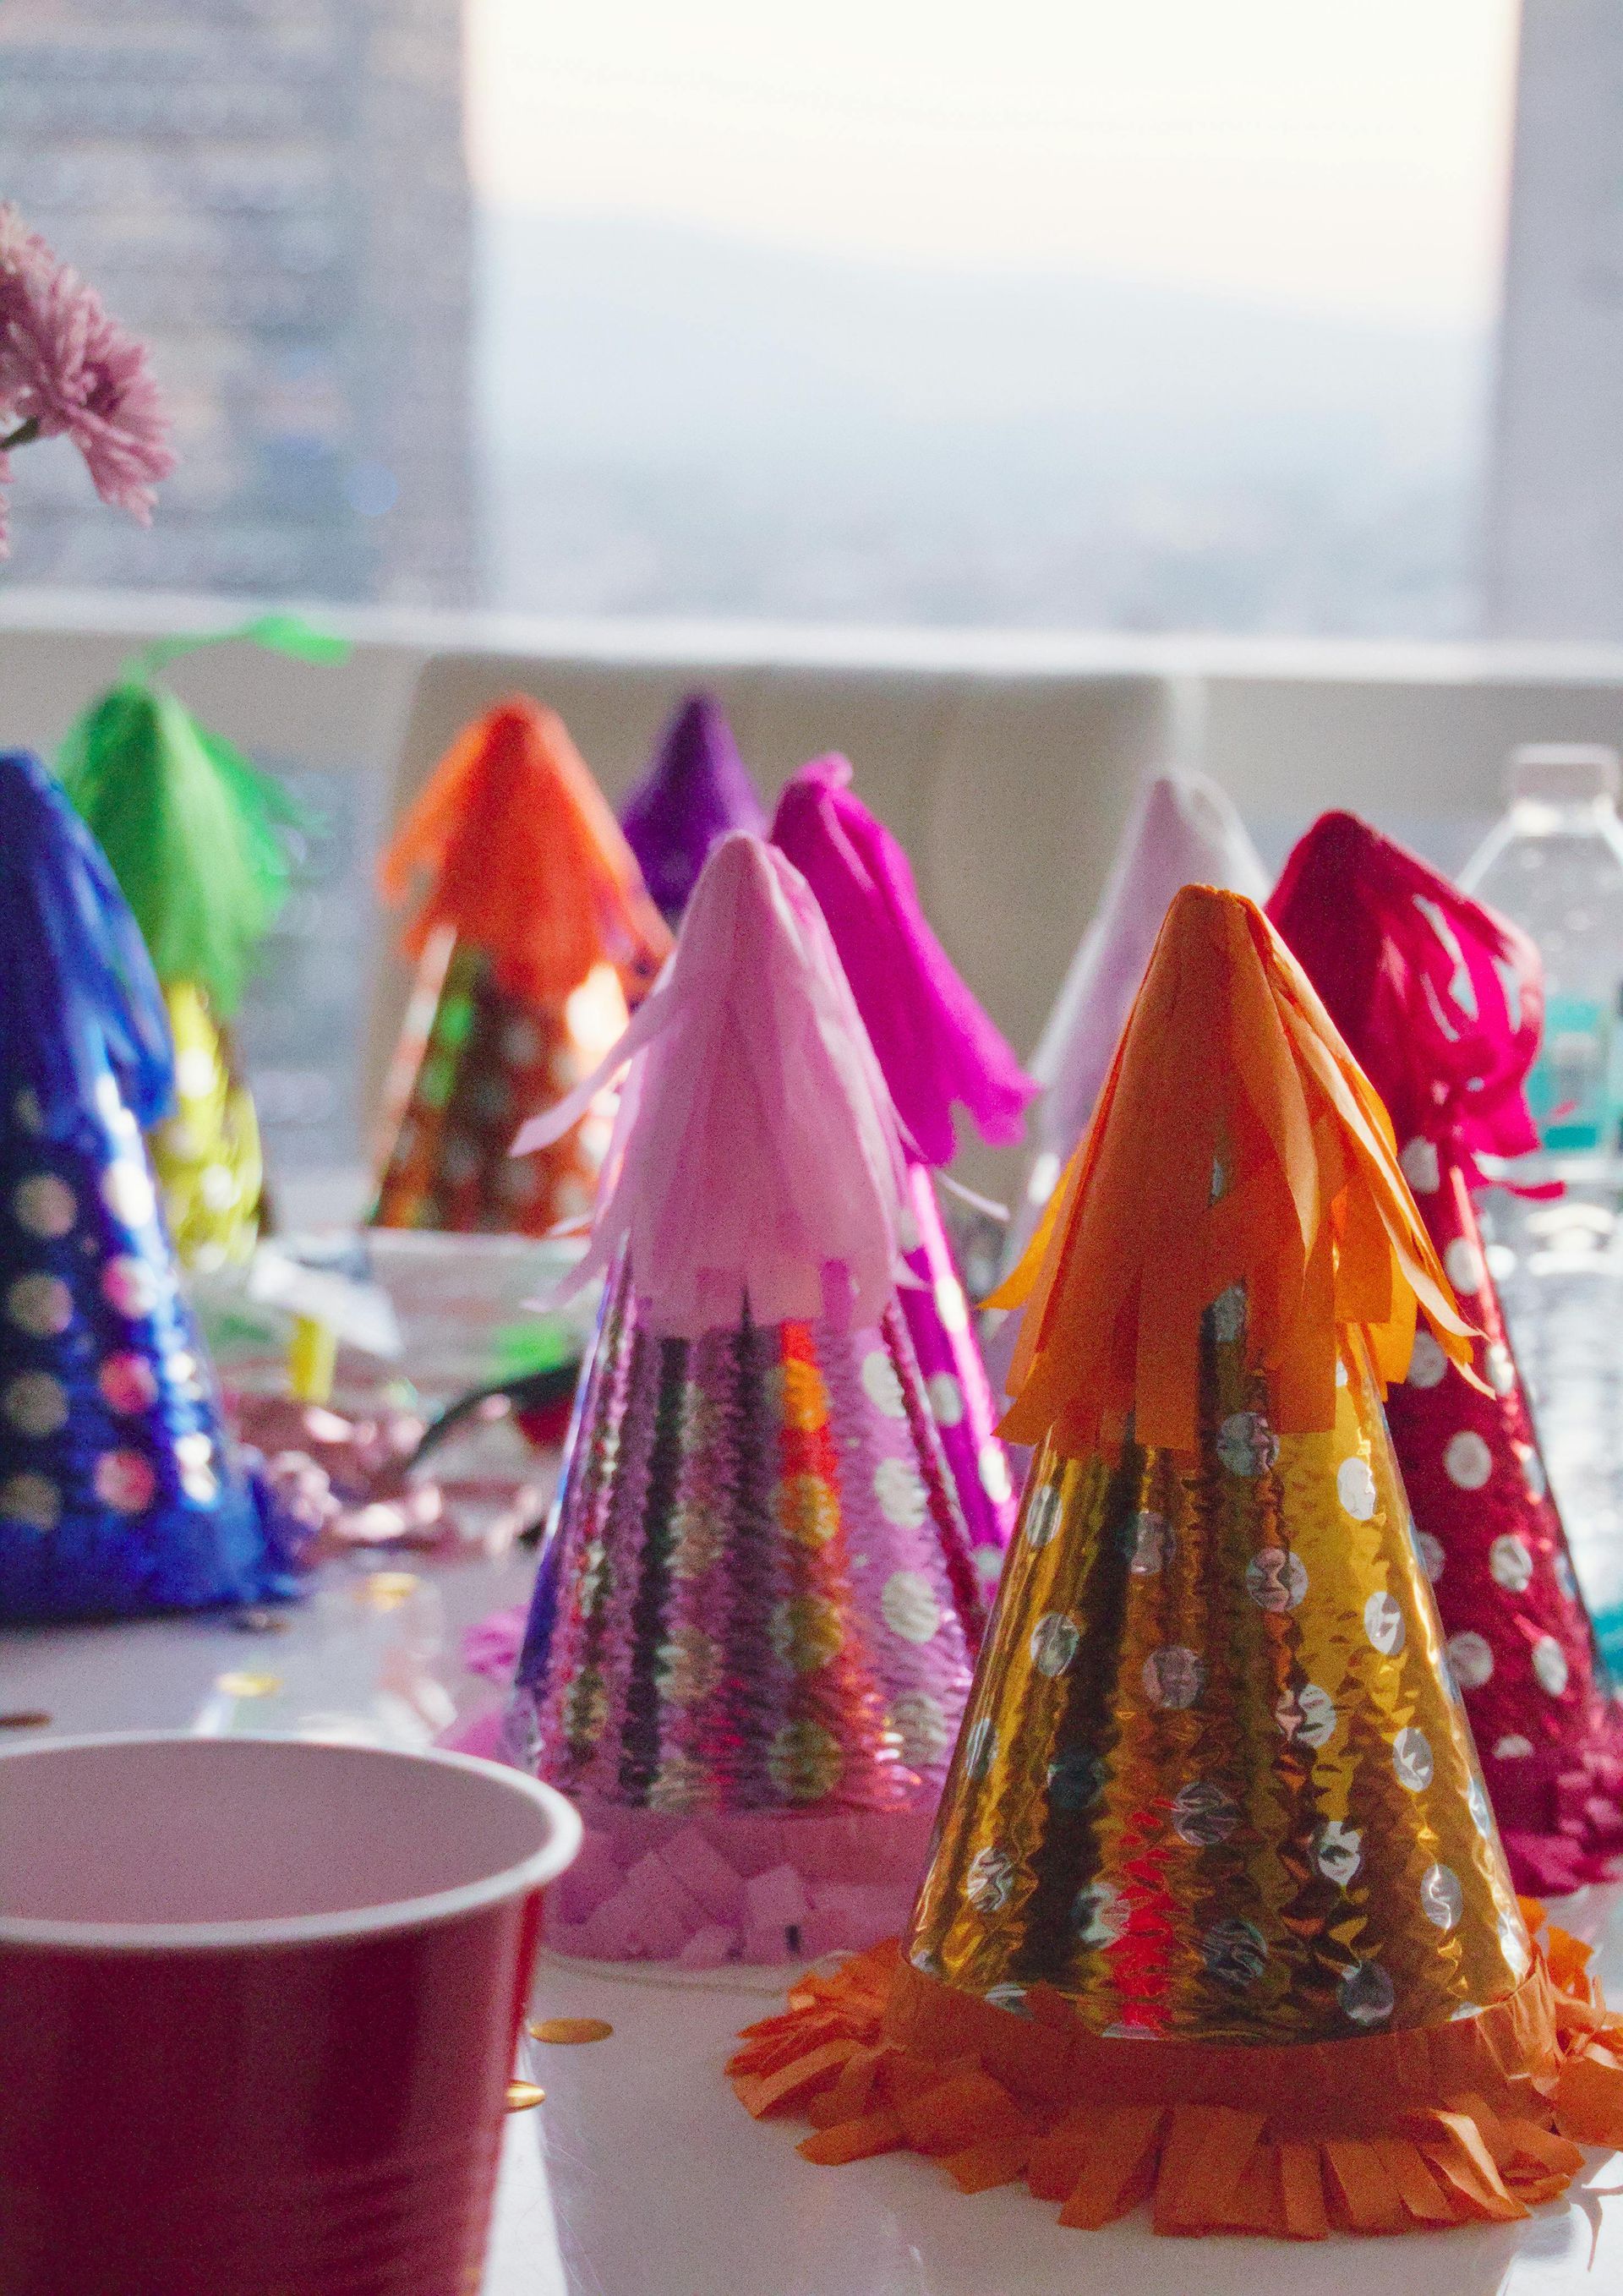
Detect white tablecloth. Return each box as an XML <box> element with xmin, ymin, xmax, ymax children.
<box><xmin>5</xmin><ymin>1553</ymin><xmax>1621</xmax><ymax>2296</ymax></box>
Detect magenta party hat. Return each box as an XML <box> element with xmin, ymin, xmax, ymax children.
<box><xmin>1270</xmin><ymin>810</ymin><xmax>1623</xmax><ymax>1892</ymax></box>
<box><xmin>505</xmin><ymin>834</ymin><xmax>986</xmax><ymax>1963</ymax></box>
<box><xmin>619</xmin><ymin>692</ymin><xmax>766</xmax><ymax>925</ymax></box>
<box><xmin>0</xmin><ymin>752</ymin><xmax>301</xmax><ymax>1623</ymax></box>
<box><xmin>772</xmin><ymin>753</ymin><xmax>1035</xmax><ymax>1583</ymax></box>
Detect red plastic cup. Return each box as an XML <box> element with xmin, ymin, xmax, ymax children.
<box><xmin>0</xmin><ymin>1733</ymin><xmax>580</xmax><ymax>2296</ymax></box>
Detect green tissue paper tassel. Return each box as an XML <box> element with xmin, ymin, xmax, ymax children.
<box><xmin>55</xmin><ymin>636</ymin><xmax>329</xmax><ymax>1017</ymax></box>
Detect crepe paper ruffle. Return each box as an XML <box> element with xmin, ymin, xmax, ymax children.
<box><xmin>1267</xmin><ymin>810</ymin><xmax>1543</xmax><ymax>1189</ymax></box>
<box><xmin>513</xmin><ymin>834</ymin><xmax>912</xmax><ymax>1338</ymax></box>
<box><xmin>771</xmin><ymin>753</ymin><xmax>1035</xmax><ymax>1169</ymax></box>
<box><xmin>990</xmin><ymin>886</ymin><xmax>1477</xmax><ymax>1462</ymax></box>
<box><xmin>729</xmin><ymin>1911</ymin><xmax>1623</xmax><ymax>2239</ymax></box>
<box><xmin>1019</xmin><ymin>771</ymin><xmax>1267</xmax><ymax>1242</ymax></box>
<box><xmin>620</xmin><ymin>693</ymin><xmax>766</xmax><ymax>924</ymax></box>
<box><xmin>536</xmin><ymin>1798</ymin><xmax>932</xmax><ymax>1965</ymax></box>
<box><xmin>379</xmin><ymin>696</ymin><xmax>670</xmax><ymax>1013</ymax></box>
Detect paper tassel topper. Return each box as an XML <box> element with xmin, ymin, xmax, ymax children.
<box><xmin>371</xmin><ymin>697</ymin><xmax>671</xmax><ymax>1235</ymax></box>
<box><xmin>55</xmin><ymin>629</ymin><xmax>322</xmax><ymax>1264</ymax></box>
<box><xmin>773</xmin><ymin>752</ymin><xmax>1034</xmax><ymax>1579</ymax></box>
<box><xmin>620</xmin><ymin>692</ymin><xmax>766</xmax><ymax>924</ymax></box>
<box><xmin>730</xmin><ymin>886</ymin><xmax>1623</xmax><ymax>2233</ymax></box>
<box><xmin>1269</xmin><ymin>810</ymin><xmax>1623</xmax><ymax>1893</ymax></box>
<box><xmin>0</xmin><ymin>752</ymin><xmax>301</xmax><ymax>1622</ymax></box>
<box><xmin>503</xmin><ymin>834</ymin><xmax>986</xmax><ymax>1962</ymax></box>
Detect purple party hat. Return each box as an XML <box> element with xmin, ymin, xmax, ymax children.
<box><xmin>505</xmin><ymin>834</ymin><xmax>986</xmax><ymax>1963</ymax></box>
<box><xmin>0</xmin><ymin>752</ymin><xmax>302</xmax><ymax>1622</ymax></box>
<box><xmin>771</xmin><ymin>754</ymin><xmax>1036</xmax><ymax>1581</ymax></box>
<box><xmin>619</xmin><ymin>692</ymin><xmax>766</xmax><ymax>924</ymax></box>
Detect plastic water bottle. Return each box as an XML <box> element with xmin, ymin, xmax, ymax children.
<box><xmin>1459</xmin><ymin>744</ymin><xmax>1623</xmax><ymax>1166</ymax></box>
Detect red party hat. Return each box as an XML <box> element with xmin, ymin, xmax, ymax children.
<box><xmin>1270</xmin><ymin>812</ymin><xmax>1623</xmax><ymax>1892</ymax></box>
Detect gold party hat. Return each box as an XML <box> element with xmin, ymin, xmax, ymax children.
<box><xmin>730</xmin><ymin>888</ymin><xmax>1623</xmax><ymax>2239</ymax></box>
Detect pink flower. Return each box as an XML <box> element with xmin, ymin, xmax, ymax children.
<box><xmin>0</xmin><ymin>203</ymin><xmax>174</xmax><ymax>549</ymax></box>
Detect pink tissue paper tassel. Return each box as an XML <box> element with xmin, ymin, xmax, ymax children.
<box><xmin>495</xmin><ymin>834</ymin><xmax>986</xmax><ymax>1961</ymax></box>
<box><xmin>771</xmin><ymin>754</ymin><xmax>1035</xmax><ymax>1582</ymax></box>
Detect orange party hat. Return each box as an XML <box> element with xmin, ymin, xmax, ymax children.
<box><xmin>730</xmin><ymin>887</ymin><xmax>1623</xmax><ymax>2239</ymax></box>
<box><xmin>370</xmin><ymin>697</ymin><xmax>671</xmax><ymax>1234</ymax></box>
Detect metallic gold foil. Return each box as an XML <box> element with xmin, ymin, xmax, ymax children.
<box><xmin>150</xmin><ymin>981</ymin><xmax>263</xmax><ymax>1266</ymax></box>
<box><xmin>907</xmin><ymin>1293</ymin><xmax>1529</xmax><ymax>2044</ymax></box>
<box><xmin>529</xmin><ymin>2017</ymin><xmax>613</xmax><ymax>2045</ymax></box>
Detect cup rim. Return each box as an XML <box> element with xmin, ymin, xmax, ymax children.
<box><xmin>0</xmin><ymin>1732</ymin><xmax>582</xmax><ymax>1954</ymax></box>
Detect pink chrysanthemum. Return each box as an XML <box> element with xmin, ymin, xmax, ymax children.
<box><xmin>0</xmin><ymin>203</ymin><xmax>174</xmax><ymax>550</ymax></box>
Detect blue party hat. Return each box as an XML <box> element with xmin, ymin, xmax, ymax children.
<box><xmin>0</xmin><ymin>752</ymin><xmax>301</xmax><ymax>1621</ymax></box>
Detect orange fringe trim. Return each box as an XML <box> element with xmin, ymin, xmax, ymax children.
<box><xmin>987</xmin><ymin>888</ymin><xmax>1478</xmax><ymax>1462</ymax></box>
<box><xmin>730</xmin><ymin>1911</ymin><xmax>1623</xmax><ymax>2239</ymax></box>
<box><xmin>380</xmin><ymin>697</ymin><xmax>670</xmax><ymax>1007</ymax></box>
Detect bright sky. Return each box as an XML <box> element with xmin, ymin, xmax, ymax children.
<box><xmin>468</xmin><ymin>0</ymin><xmax>1521</xmax><ymax>328</ymax></box>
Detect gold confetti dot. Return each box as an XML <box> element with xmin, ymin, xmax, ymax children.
<box><xmin>0</xmin><ymin>1710</ymin><xmax>52</xmax><ymax>1730</ymax></box>
<box><xmin>505</xmin><ymin>2081</ymin><xmax>546</xmax><ymax>2111</ymax></box>
<box><xmin>528</xmin><ymin>2016</ymin><xmax>614</xmax><ymax>2045</ymax></box>
<box><xmin>214</xmin><ymin>1671</ymin><xmax>282</xmax><ymax>1698</ymax></box>
<box><xmin>354</xmin><ymin>1572</ymin><xmax>421</xmax><ymax>1610</ymax></box>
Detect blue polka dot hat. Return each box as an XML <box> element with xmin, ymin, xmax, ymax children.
<box><xmin>0</xmin><ymin>752</ymin><xmax>300</xmax><ymax>1621</ymax></box>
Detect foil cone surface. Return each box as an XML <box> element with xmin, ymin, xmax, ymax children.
<box><xmin>907</xmin><ymin>1295</ymin><xmax>1529</xmax><ymax>2042</ymax></box>
<box><xmin>372</xmin><ymin>934</ymin><xmax>625</xmax><ymax>1234</ymax></box>
<box><xmin>899</xmin><ymin>1164</ymin><xmax>1017</xmax><ymax>1587</ymax></box>
<box><xmin>1385</xmin><ymin>1150</ymin><xmax>1623</xmax><ymax>1871</ymax></box>
<box><xmin>1</xmin><ymin>1073</ymin><xmax>295</xmax><ymax>1621</ymax></box>
<box><xmin>149</xmin><ymin>982</ymin><xmax>262</xmax><ymax>1266</ymax></box>
<box><xmin>510</xmin><ymin>1259</ymin><xmax>983</xmax><ymax>1818</ymax></box>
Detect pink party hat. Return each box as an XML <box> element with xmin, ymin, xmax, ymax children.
<box><xmin>772</xmin><ymin>754</ymin><xmax>1034</xmax><ymax>1582</ymax></box>
<box><xmin>505</xmin><ymin>834</ymin><xmax>986</xmax><ymax>1962</ymax></box>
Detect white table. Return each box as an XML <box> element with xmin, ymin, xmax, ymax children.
<box><xmin>6</xmin><ymin>1552</ymin><xmax>1622</xmax><ymax>2296</ymax></box>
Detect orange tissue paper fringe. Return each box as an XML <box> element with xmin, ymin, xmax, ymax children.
<box><xmin>730</xmin><ymin>1905</ymin><xmax>1623</xmax><ymax>2240</ymax></box>
<box><xmin>378</xmin><ymin>695</ymin><xmax>671</xmax><ymax>1009</ymax></box>
<box><xmin>988</xmin><ymin>888</ymin><xmax>1478</xmax><ymax>1462</ymax></box>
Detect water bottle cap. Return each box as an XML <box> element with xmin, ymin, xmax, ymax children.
<box><xmin>1506</xmin><ymin>743</ymin><xmax>1621</xmax><ymax>805</ymax></box>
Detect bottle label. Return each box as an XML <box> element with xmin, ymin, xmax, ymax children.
<box><xmin>1528</xmin><ymin>993</ymin><xmax>1615</xmax><ymax>1151</ymax></box>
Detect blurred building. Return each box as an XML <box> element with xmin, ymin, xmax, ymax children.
<box><xmin>1485</xmin><ymin>0</ymin><xmax>1623</xmax><ymax>641</ymax></box>
<box><xmin>0</xmin><ymin>0</ymin><xmax>476</xmax><ymax>604</ymax></box>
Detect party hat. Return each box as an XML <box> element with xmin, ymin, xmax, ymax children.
<box><xmin>1008</xmin><ymin>772</ymin><xmax>1266</xmax><ymax>1270</ymax></box>
<box><xmin>501</xmin><ymin>834</ymin><xmax>986</xmax><ymax>1963</ymax></box>
<box><xmin>1269</xmin><ymin>811</ymin><xmax>1623</xmax><ymax>1892</ymax></box>
<box><xmin>730</xmin><ymin>887</ymin><xmax>1623</xmax><ymax>2236</ymax></box>
<box><xmin>55</xmin><ymin>624</ymin><xmax>330</xmax><ymax>1266</ymax></box>
<box><xmin>0</xmin><ymin>752</ymin><xmax>301</xmax><ymax>1622</ymax></box>
<box><xmin>370</xmin><ymin>697</ymin><xmax>671</xmax><ymax>1235</ymax></box>
<box><xmin>620</xmin><ymin>692</ymin><xmax>766</xmax><ymax>923</ymax></box>
<box><xmin>772</xmin><ymin>753</ymin><xmax>1034</xmax><ymax>1581</ymax></box>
